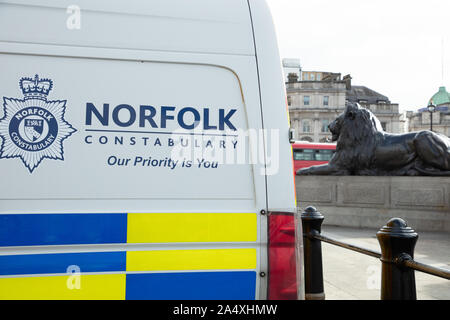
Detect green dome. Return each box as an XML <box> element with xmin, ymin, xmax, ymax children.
<box><xmin>429</xmin><ymin>86</ymin><xmax>450</xmax><ymax>106</ymax></box>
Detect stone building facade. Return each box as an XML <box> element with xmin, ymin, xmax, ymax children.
<box><xmin>287</xmin><ymin>72</ymin><xmax>404</xmax><ymax>142</ymax></box>
<box><xmin>406</xmin><ymin>86</ymin><xmax>450</xmax><ymax>137</ymax></box>
<box><xmin>346</xmin><ymin>80</ymin><xmax>404</xmax><ymax>134</ymax></box>
<box><xmin>287</xmin><ymin>74</ymin><xmax>346</xmax><ymax>142</ymax></box>
<box><xmin>407</xmin><ymin>110</ymin><xmax>450</xmax><ymax>137</ymax></box>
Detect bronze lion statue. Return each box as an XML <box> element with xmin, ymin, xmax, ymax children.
<box><xmin>297</xmin><ymin>101</ymin><xmax>450</xmax><ymax>176</ymax></box>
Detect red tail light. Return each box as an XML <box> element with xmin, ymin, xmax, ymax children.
<box><xmin>268</xmin><ymin>212</ymin><xmax>300</xmax><ymax>300</ymax></box>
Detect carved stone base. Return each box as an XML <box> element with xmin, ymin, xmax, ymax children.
<box><xmin>295</xmin><ymin>176</ymin><xmax>450</xmax><ymax>232</ymax></box>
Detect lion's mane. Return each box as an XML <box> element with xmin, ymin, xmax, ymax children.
<box><xmin>329</xmin><ymin>105</ymin><xmax>382</xmax><ymax>174</ymax></box>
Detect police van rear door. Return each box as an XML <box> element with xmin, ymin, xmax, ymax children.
<box><xmin>0</xmin><ymin>0</ymin><xmax>268</xmax><ymax>299</ymax></box>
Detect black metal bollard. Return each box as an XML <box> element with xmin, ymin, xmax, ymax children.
<box><xmin>376</xmin><ymin>218</ymin><xmax>418</xmax><ymax>300</ymax></box>
<box><xmin>301</xmin><ymin>206</ymin><xmax>325</xmax><ymax>300</ymax></box>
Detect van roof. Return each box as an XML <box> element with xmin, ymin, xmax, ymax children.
<box><xmin>0</xmin><ymin>0</ymin><xmax>256</xmax><ymax>56</ymax></box>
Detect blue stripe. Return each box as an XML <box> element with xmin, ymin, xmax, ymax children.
<box><xmin>0</xmin><ymin>251</ymin><xmax>126</xmax><ymax>276</ymax></box>
<box><xmin>125</xmin><ymin>271</ymin><xmax>256</xmax><ymax>300</ymax></box>
<box><xmin>0</xmin><ymin>214</ymin><xmax>127</xmax><ymax>246</ymax></box>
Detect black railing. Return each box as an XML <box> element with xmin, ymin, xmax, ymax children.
<box><xmin>301</xmin><ymin>206</ymin><xmax>450</xmax><ymax>300</ymax></box>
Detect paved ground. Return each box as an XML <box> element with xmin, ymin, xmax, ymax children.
<box><xmin>319</xmin><ymin>225</ymin><xmax>450</xmax><ymax>300</ymax></box>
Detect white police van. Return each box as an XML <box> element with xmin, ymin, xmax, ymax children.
<box><xmin>0</xmin><ymin>0</ymin><xmax>300</xmax><ymax>300</ymax></box>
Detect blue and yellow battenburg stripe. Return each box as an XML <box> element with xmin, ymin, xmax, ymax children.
<box><xmin>0</xmin><ymin>213</ymin><xmax>258</xmax><ymax>300</ymax></box>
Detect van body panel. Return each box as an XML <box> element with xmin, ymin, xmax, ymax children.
<box><xmin>247</xmin><ymin>0</ymin><xmax>296</xmax><ymax>211</ymax></box>
<box><xmin>0</xmin><ymin>54</ymin><xmax>253</xmax><ymax>201</ymax></box>
<box><xmin>0</xmin><ymin>0</ymin><xmax>255</xmax><ymax>56</ymax></box>
<box><xmin>0</xmin><ymin>49</ymin><xmax>267</xmax><ymax>213</ymax></box>
<box><xmin>0</xmin><ymin>212</ymin><xmax>261</xmax><ymax>300</ymax></box>
<box><xmin>0</xmin><ymin>0</ymin><xmax>294</xmax><ymax>300</ymax></box>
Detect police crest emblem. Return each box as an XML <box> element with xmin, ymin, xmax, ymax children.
<box><xmin>0</xmin><ymin>75</ymin><xmax>76</xmax><ymax>173</ymax></box>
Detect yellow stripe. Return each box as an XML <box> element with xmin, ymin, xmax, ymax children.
<box><xmin>127</xmin><ymin>213</ymin><xmax>257</xmax><ymax>243</ymax></box>
<box><xmin>0</xmin><ymin>274</ymin><xmax>125</xmax><ymax>300</ymax></box>
<box><xmin>126</xmin><ymin>248</ymin><xmax>257</xmax><ymax>271</ymax></box>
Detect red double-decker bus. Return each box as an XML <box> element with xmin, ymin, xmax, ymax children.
<box><xmin>292</xmin><ymin>141</ymin><xmax>336</xmax><ymax>173</ymax></box>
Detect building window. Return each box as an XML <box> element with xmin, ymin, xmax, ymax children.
<box><xmin>323</xmin><ymin>96</ymin><xmax>329</xmax><ymax>106</ymax></box>
<box><xmin>317</xmin><ymin>74</ymin><xmax>321</xmax><ymax>81</ymax></box>
<box><xmin>299</xmin><ymin>136</ymin><xmax>314</xmax><ymax>142</ymax></box>
<box><xmin>310</xmin><ymin>74</ymin><xmax>315</xmax><ymax>80</ymax></box>
<box><xmin>380</xmin><ymin>122</ymin><xmax>387</xmax><ymax>131</ymax></box>
<box><xmin>303</xmin><ymin>96</ymin><xmax>310</xmax><ymax>106</ymax></box>
<box><xmin>302</xmin><ymin>120</ymin><xmax>311</xmax><ymax>133</ymax></box>
<box><xmin>287</xmin><ymin>95</ymin><xmax>292</xmax><ymax>106</ymax></box>
<box><xmin>321</xmin><ymin>119</ymin><xmax>330</xmax><ymax>132</ymax></box>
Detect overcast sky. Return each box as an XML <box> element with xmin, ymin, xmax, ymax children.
<box><xmin>265</xmin><ymin>0</ymin><xmax>450</xmax><ymax>112</ymax></box>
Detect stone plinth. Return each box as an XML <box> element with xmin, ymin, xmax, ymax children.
<box><xmin>295</xmin><ymin>176</ymin><xmax>450</xmax><ymax>232</ymax></box>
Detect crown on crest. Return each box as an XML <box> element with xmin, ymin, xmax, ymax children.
<box><xmin>19</xmin><ymin>74</ymin><xmax>53</xmax><ymax>100</ymax></box>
